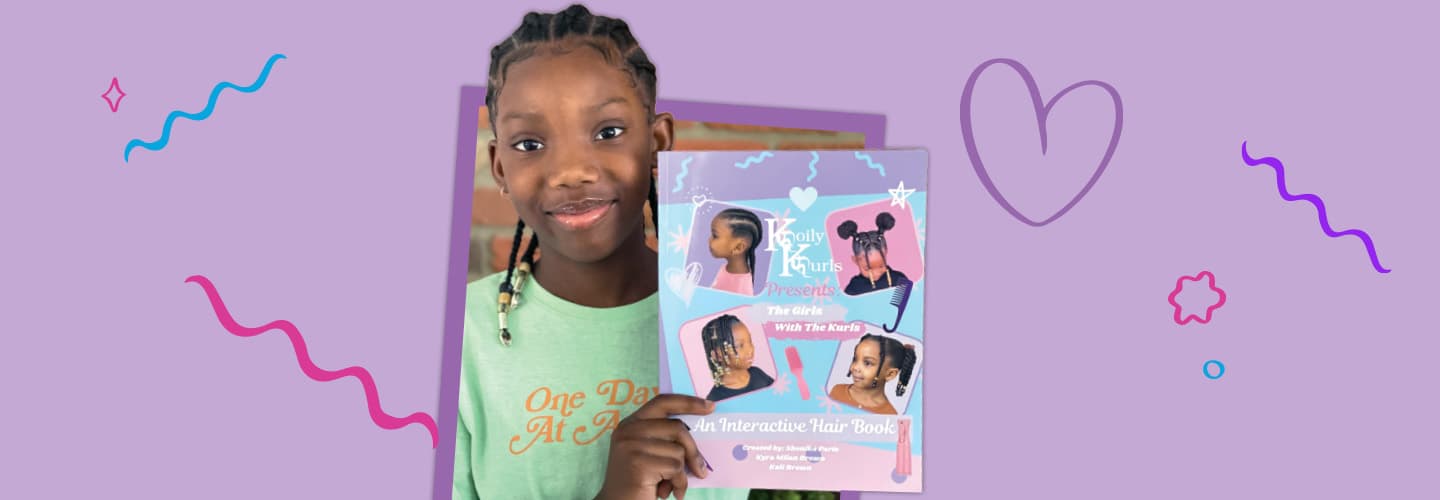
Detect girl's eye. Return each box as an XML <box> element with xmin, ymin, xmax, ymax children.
<box><xmin>512</xmin><ymin>139</ymin><xmax>544</xmax><ymax>152</ymax></box>
<box><xmin>595</xmin><ymin>126</ymin><xmax>625</xmax><ymax>140</ymax></box>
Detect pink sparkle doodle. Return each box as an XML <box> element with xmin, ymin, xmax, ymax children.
<box><xmin>770</xmin><ymin>372</ymin><xmax>793</xmax><ymax>396</ymax></box>
<box><xmin>809</xmin><ymin>276</ymin><xmax>835</xmax><ymax>306</ymax></box>
<box><xmin>102</xmin><ymin>77</ymin><xmax>126</xmax><ymax>112</ymax></box>
<box><xmin>1167</xmin><ymin>271</ymin><xmax>1227</xmax><ymax>325</ymax></box>
<box><xmin>186</xmin><ymin>274</ymin><xmax>439</xmax><ymax>447</ymax></box>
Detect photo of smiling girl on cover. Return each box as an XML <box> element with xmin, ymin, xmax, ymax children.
<box><xmin>700</xmin><ymin>314</ymin><xmax>774</xmax><ymax>401</ymax></box>
<box><xmin>828</xmin><ymin>333</ymin><xmax>917</xmax><ymax>415</ymax></box>
<box><xmin>707</xmin><ymin>208</ymin><xmax>762</xmax><ymax>296</ymax></box>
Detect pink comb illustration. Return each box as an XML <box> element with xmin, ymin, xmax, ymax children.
<box><xmin>785</xmin><ymin>346</ymin><xmax>810</xmax><ymax>400</ymax></box>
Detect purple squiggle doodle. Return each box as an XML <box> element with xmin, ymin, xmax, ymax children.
<box><xmin>1240</xmin><ymin>141</ymin><xmax>1390</xmax><ymax>274</ymax></box>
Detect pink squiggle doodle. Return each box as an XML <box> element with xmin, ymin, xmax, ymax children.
<box><xmin>185</xmin><ymin>275</ymin><xmax>439</xmax><ymax>448</ymax></box>
<box><xmin>763</xmin><ymin>321</ymin><xmax>868</xmax><ymax>341</ymax></box>
<box><xmin>1166</xmin><ymin>271</ymin><xmax>1227</xmax><ymax>325</ymax></box>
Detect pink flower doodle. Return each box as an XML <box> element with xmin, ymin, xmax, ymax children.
<box><xmin>1167</xmin><ymin>271</ymin><xmax>1227</xmax><ymax>325</ymax></box>
<box><xmin>817</xmin><ymin>394</ymin><xmax>843</xmax><ymax>414</ymax></box>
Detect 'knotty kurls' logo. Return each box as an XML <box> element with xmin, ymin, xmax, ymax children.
<box><xmin>509</xmin><ymin>379</ymin><xmax>659</xmax><ymax>455</ymax></box>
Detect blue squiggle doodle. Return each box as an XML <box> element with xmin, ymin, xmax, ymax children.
<box><xmin>855</xmin><ymin>152</ymin><xmax>887</xmax><ymax>177</ymax></box>
<box><xmin>734</xmin><ymin>151</ymin><xmax>774</xmax><ymax>169</ymax></box>
<box><xmin>124</xmin><ymin>53</ymin><xmax>288</xmax><ymax>162</ymax></box>
<box><xmin>1240</xmin><ymin>141</ymin><xmax>1390</xmax><ymax>274</ymax></box>
<box><xmin>672</xmin><ymin>155</ymin><xmax>694</xmax><ymax>193</ymax></box>
<box><xmin>807</xmin><ymin>151</ymin><xmax>819</xmax><ymax>182</ymax></box>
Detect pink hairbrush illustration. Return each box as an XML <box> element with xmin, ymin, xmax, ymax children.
<box><xmin>785</xmin><ymin>346</ymin><xmax>810</xmax><ymax>400</ymax></box>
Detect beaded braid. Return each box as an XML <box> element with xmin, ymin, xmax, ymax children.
<box><xmin>702</xmin><ymin>315</ymin><xmax>742</xmax><ymax>384</ymax></box>
<box><xmin>487</xmin><ymin>6</ymin><xmax>664</xmax><ymax>346</ymax></box>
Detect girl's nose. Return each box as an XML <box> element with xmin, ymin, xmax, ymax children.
<box><xmin>545</xmin><ymin>142</ymin><xmax>601</xmax><ymax>189</ymax></box>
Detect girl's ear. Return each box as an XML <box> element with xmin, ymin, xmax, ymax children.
<box><xmin>489</xmin><ymin>138</ymin><xmax>507</xmax><ymax>191</ymax></box>
<box><xmin>651</xmin><ymin>112</ymin><xmax>676</xmax><ymax>155</ymax></box>
<box><xmin>650</xmin><ymin>113</ymin><xmax>673</xmax><ymax>183</ymax></box>
<box><xmin>732</xmin><ymin>239</ymin><xmax>748</xmax><ymax>256</ymax></box>
<box><xmin>883</xmin><ymin>366</ymin><xmax>900</xmax><ymax>382</ymax></box>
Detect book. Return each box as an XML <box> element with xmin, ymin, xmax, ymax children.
<box><xmin>657</xmin><ymin>150</ymin><xmax>927</xmax><ymax>493</ymax></box>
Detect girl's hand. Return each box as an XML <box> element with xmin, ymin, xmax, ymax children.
<box><xmin>595</xmin><ymin>394</ymin><xmax>715</xmax><ymax>500</ymax></box>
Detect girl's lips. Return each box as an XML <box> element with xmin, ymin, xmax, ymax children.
<box><xmin>548</xmin><ymin>199</ymin><xmax>615</xmax><ymax>230</ymax></box>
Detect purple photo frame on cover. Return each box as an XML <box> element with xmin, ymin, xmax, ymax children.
<box><xmin>434</xmin><ymin>85</ymin><xmax>886</xmax><ymax>500</ymax></box>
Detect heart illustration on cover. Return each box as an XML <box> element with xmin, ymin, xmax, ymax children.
<box><xmin>960</xmin><ymin>57</ymin><xmax>1124</xmax><ymax>227</ymax></box>
<box><xmin>664</xmin><ymin>262</ymin><xmax>702</xmax><ymax>306</ymax></box>
<box><xmin>789</xmin><ymin>186</ymin><xmax>819</xmax><ymax>211</ymax></box>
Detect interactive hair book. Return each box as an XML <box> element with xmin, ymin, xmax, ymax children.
<box><xmin>657</xmin><ymin>150</ymin><xmax>927</xmax><ymax>493</ymax></box>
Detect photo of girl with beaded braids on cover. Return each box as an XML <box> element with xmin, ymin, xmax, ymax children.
<box><xmin>700</xmin><ymin>314</ymin><xmax>774</xmax><ymax>401</ymax></box>
<box><xmin>676</xmin><ymin>308</ymin><xmax>778</xmax><ymax>403</ymax></box>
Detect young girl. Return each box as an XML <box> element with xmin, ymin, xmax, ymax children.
<box><xmin>453</xmin><ymin>5</ymin><xmax>749</xmax><ymax>500</ymax></box>
<box><xmin>700</xmin><ymin>314</ymin><xmax>773</xmax><ymax>401</ymax></box>
<box><xmin>707</xmin><ymin>208</ymin><xmax>762</xmax><ymax>296</ymax></box>
<box><xmin>837</xmin><ymin>212</ymin><xmax>912</xmax><ymax>296</ymax></box>
<box><xmin>828</xmin><ymin>334</ymin><xmax>917</xmax><ymax>415</ymax></box>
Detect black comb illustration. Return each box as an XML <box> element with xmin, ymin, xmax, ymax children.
<box><xmin>883</xmin><ymin>281</ymin><xmax>913</xmax><ymax>333</ymax></box>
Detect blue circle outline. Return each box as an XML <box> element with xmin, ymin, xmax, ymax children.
<box><xmin>1203</xmin><ymin>360</ymin><xmax>1226</xmax><ymax>380</ymax></box>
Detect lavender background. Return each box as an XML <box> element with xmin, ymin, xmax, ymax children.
<box><xmin>3</xmin><ymin>1</ymin><xmax>1439</xmax><ymax>500</ymax></box>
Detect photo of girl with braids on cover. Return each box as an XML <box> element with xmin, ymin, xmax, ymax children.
<box><xmin>684</xmin><ymin>202</ymin><xmax>773</xmax><ymax>297</ymax></box>
<box><xmin>837</xmin><ymin>212</ymin><xmax>912</xmax><ymax>296</ymax></box>
<box><xmin>825</xmin><ymin>331</ymin><xmax>924</xmax><ymax>415</ymax></box>
<box><xmin>706</xmin><ymin>208</ymin><xmax>763</xmax><ymax>296</ymax></box>
<box><xmin>677</xmin><ymin>308</ymin><xmax>778</xmax><ymax>403</ymax></box>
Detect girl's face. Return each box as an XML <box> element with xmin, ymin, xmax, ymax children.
<box><xmin>724</xmin><ymin>323</ymin><xmax>755</xmax><ymax>370</ymax></box>
<box><xmin>848</xmin><ymin>339</ymin><xmax>897</xmax><ymax>389</ymax></box>
<box><xmin>853</xmin><ymin>250</ymin><xmax>889</xmax><ymax>280</ymax></box>
<box><xmin>489</xmin><ymin>46</ymin><xmax>674</xmax><ymax>264</ymax></box>
<box><xmin>709</xmin><ymin>217</ymin><xmax>746</xmax><ymax>260</ymax></box>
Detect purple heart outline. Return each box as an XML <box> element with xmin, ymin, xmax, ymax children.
<box><xmin>960</xmin><ymin>58</ymin><xmax>1124</xmax><ymax>227</ymax></box>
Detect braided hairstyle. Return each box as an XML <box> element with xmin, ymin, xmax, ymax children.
<box><xmin>488</xmin><ymin>4</ymin><xmax>662</xmax><ymax>344</ymax></box>
<box><xmin>837</xmin><ymin>212</ymin><xmax>896</xmax><ymax>261</ymax></box>
<box><xmin>702</xmin><ymin>315</ymin><xmax>743</xmax><ymax>384</ymax></box>
<box><xmin>714</xmin><ymin>208</ymin><xmax>762</xmax><ymax>286</ymax></box>
<box><xmin>859</xmin><ymin>333</ymin><xmax>917</xmax><ymax>397</ymax></box>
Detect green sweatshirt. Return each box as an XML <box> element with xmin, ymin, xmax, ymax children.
<box><xmin>453</xmin><ymin>272</ymin><xmax>749</xmax><ymax>500</ymax></box>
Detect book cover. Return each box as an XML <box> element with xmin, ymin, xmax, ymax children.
<box><xmin>657</xmin><ymin>150</ymin><xmax>927</xmax><ymax>493</ymax></box>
